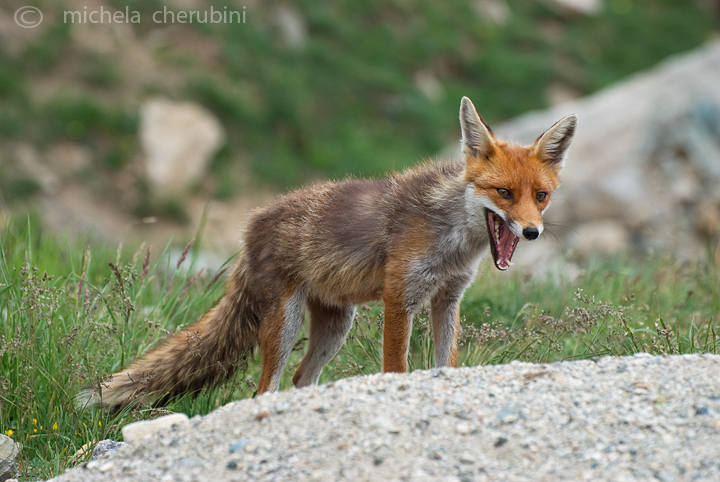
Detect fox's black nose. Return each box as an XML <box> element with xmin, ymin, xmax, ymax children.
<box><xmin>522</xmin><ymin>227</ymin><xmax>540</xmax><ymax>240</ymax></box>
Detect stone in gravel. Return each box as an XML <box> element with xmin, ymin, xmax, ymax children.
<box><xmin>228</xmin><ymin>438</ymin><xmax>251</xmax><ymax>453</ymax></box>
<box><xmin>695</xmin><ymin>406</ymin><xmax>710</xmax><ymax>416</ymax></box>
<box><xmin>493</xmin><ymin>436</ymin><xmax>508</xmax><ymax>448</ymax></box>
<box><xmin>372</xmin><ymin>445</ymin><xmax>395</xmax><ymax>465</ymax></box>
<box><xmin>454</xmin><ymin>422</ymin><xmax>471</xmax><ymax>434</ymax></box>
<box><xmin>458</xmin><ymin>452</ymin><xmax>475</xmax><ymax>464</ymax></box>
<box><xmin>371</xmin><ymin>416</ymin><xmax>400</xmax><ymax>433</ymax></box>
<box><xmin>91</xmin><ymin>440</ymin><xmax>128</xmax><ymax>460</ymax></box>
<box><xmin>121</xmin><ymin>413</ymin><xmax>189</xmax><ymax>444</ymax></box>
<box><xmin>496</xmin><ymin>404</ymin><xmax>525</xmax><ymax>423</ymax></box>
<box><xmin>0</xmin><ymin>435</ymin><xmax>19</xmax><ymax>482</ymax></box>
<box><xmin>274</xmin><ymin>402</ymin><xmax>291</xmax><ymax>413</ymax></box>
<box><xmin>655</xmin><ymin>469</ymin><xmax>679</xmax><ymax>482</ymax></box>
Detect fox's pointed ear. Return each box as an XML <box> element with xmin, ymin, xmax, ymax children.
<box><xmin>460</xmin><ymin>97</ymin><xmax>495</xmax><ymax>159</ymax></box>
<box><xmin>534</xmin><ymin>114</ymin><xmax>577</xmax><ymax>170</ymax></box>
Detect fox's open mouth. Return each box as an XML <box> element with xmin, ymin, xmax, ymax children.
<box><xmin>486</xmin><ymin>209</ymin><xmax>519</xmax><ymax>271</ymax></box>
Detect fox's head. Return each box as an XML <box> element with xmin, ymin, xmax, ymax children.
<box><xmin>459</xmin><ymin>96</ymin><xmax>577</xmax><ymax>271</ymax></box>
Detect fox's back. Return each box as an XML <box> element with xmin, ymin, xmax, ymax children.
<box><xmin>242</xmin><ymin>161</ymin><xmax>467</xmax><ymax>306</ymax></box>
<box><xmin>243</xmin><ymin>176</ymin><xmax>390</xmax><ymax>305</ymax></box>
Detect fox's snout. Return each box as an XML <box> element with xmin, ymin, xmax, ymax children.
<box><xmin>522</xmin><ymin>226</ymin><xmax>540</xmax><ymax>240</ymax></box>
<box><xmin>507</xmin><ymin>216</ymin><xmax>544</xmax><ymax>241</ymax></box>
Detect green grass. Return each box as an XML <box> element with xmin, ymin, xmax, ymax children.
<box><xmin>0</xmin><ymin>218</ymin><xmax>231</xmax><ymax>479</ymax></box>
<box><xmin>1</xmin><ymin>218</ymin><xmax>719</xmax><ymax>479</ymax></box>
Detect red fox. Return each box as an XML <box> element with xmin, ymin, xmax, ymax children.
<box><xmin>78</xmin><ymin>97</ymin><xmax>576</xmax><ymax>410</ymax></box>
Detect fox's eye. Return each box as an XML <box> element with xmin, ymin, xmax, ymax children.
<box><xmin>536</xmin><ymin>192</ymin><xmax>547</xmax><ymax>202</ymax></box>
<box><xmin>497</xmin><ymin>188</ymin><xmax>512</xmax><ymax>199</ymax></box>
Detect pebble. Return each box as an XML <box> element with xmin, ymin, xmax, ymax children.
<box><xmin>121</xmin><ymin>413</ymin><xmax>189</xmax><ymax>444</ymax></box>
<box><xmin>228</xmin><ymin>438</ymin><xmax>250</xmax><ymax>453</ymax></box>
<box><xmin>91</xmin><ymin>440</ymin><xmax>128</xmax><ymax>460</ymax></box>
<box><xmin>48</xmin><ymin>354</ymin><xmax>720</xmax><ymax>482</ymax></box>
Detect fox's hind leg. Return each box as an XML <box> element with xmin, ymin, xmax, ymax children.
<box><xmin>257</xmin><ymin>288</ymin><xmax>306</xmax><ymax>393</ymax></box>
<box><xmin>292</xmin><ymin>300</ymin><xmax>355</xmax><ymax>388</ymax></box>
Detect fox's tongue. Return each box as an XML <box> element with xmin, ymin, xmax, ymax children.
<box><xmin>487</xmin><ymin>210</ymin><xmax>520</xmax><ymax>271</ymax></box>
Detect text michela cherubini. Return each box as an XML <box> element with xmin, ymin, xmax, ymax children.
<box><xmin>63</xmin><ymin>6</ymin><xmax>246</xmax><ymax>25</ymax></box>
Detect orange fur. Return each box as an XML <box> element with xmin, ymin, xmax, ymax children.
<box><xmin>465</xmin><ymin>142</ymin><xmax>561</xmax><ymax>231</ymax></box>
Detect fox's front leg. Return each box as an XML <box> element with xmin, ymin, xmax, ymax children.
<box><xmin>430</xmin><ymin>291</ymin><xmax>462</xmax><ymax>367</ymax></box>
<box><xmin>382</xmin><ymin>293</ymin><xmax>413</xmax><ymax>373</ymax></box>
<box><xmin>430</xmin><ymin>277</ymin><xmax>471</xmax><ymax>367</ymax></box>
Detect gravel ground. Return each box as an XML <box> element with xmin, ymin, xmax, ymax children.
<box><xmin>51</xmin><ymin>354</ymin><xmax>720</xmax><ymax>482</ymax></box>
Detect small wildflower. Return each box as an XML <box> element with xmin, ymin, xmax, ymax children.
<box><xmin>4</xmin><ymin>429</ymin><xmax>13</xmax><ymax>436</ymax></box>
<box><xmin>33</xmin><ymin>418</ymin><xmax>38</xmax><ymax>425</ymax></box>
<box><xmin>98</xmin><ymin>420</ymin><xmax>102</xmax><ymax>427</ymax></box>
<box><xmin>52</xmin><ymin>422</ymin><xmax>58</xmax><ymax>430</ymax></box>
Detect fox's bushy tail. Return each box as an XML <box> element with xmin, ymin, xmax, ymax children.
<box><xmin>77</xmin><ymin>261</ymin><xmax>262</xmax><ymax>411</ymax></box>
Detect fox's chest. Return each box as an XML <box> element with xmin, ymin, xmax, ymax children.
<box><xmin>401</xmin><ymin>240</ymin><xmax>489</xmax><ymax>309</ymax></box>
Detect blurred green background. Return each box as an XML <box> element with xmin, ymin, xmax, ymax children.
<box><xmin>1</xmin><ymin>0</ymin><xmax>718</xmax><ymax>218</ymax></box>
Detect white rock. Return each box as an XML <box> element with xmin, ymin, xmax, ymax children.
<box><xmin>140</xmin><ymin>98</ymin><xmax>225</xmax><ymax>196</ymax></box>
<box><xmin>272</xmin><ymin>4</ymin><xmax>307</xmax><ymax>49</ymax></box>
<box><xmin>414</xmin><ymin>70</ymin><xmax>445</xmax><ymax>102</ymax></box>
<box><xmin>543</xmin><ymin>0</ymin><xmax>603</xmax><ymax>15</ymax></box>
<box><xmin>472</xmin><ymin>0</ymin><xmax>512</xmax><ymax>25</ymax></box>
<box><xmin>0</xmin><ymin>434</ymin><xmax>19</xmax><ymax>481</ymax></box>
<box><xmin>121</xmin><ymin>413</ymin><xmax>189</xmax><ymax>444</ymax></box>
